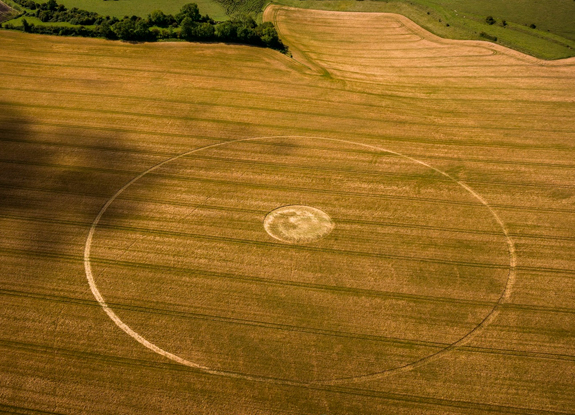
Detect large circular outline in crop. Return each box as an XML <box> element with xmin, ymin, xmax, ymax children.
<box><xmin>84</xmin><ymin>135</ymin><xmax>517</xmax><ymax>386</ymax></box>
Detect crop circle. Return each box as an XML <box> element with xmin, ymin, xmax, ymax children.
<box><xmin>84</xmin><ymin>136</ymin><xmax>515</xmax><ymax>385</ymax></box>
<box><xmin>264</xmin><ymin>205</ymin><xmax>334</xmax><ymax>244</ymax></box>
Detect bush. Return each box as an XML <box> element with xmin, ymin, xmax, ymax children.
<box><xmin>486</xmin><ymin>16</ymin><xmax>496</xmax><ymax>25</ymax></box>
<box><xmin>254</xmin><ymin>22</ymin><xmax>285</xmax><ymax>50</ymax></box>
<box><xmin>21</xmin><ymin>18</ymin><xmax>30</xmax><ymax>32</ymax></box>
<box><xmin>111</xmin><ymin>17</ymin><xmax>152</xmax><ymax>41</ymax></box>
<box><xmin>480</xmin><ymin>32</ymin><xmax>497</xmax><ymax>42</ymax></box>
<box><xmin>215</xmin><ymin>20</ymin><xmax>236</xmax><ymax>39</ymax></box>
<box><xmin>176</xmin><ymin>3</ymin><xmax>201</xmax><ymax>24</ymax></box>
<box><xmin>148</xmin><ymin>10</ymin><xmax>177</xmax><ymax>28</ymax></box>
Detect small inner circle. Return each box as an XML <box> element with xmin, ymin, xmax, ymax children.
<box><xmin>264</xmin><ymin>205</ymin><xmax>335</xmax><ymax>244</ymax></box>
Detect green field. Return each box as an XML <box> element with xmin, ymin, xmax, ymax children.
<box><xmin>410</xmin><ymin>0</ymin><xmax>575</xmax><ymax>41</ymax></box>
<box><xmin>55</xmin><ymin>0</ymin><xmax>227</xmax><ymax>20</ymax></box>
<box><xmin>0</xmin><ymin>4</ymin><xmax>574</xmax><ymax>414</ymax></box>
<box><xmin>12</xmin><ymin>0</ymin><xmax>229</xmax><ymax>20</ymax></box>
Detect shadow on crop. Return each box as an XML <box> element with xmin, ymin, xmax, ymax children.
<box><xmin>0</xmin><ymin>105</ymin><xmax>143</xmax><ymax>285</ymax></box>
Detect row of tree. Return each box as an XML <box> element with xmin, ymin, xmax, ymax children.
<box><xmin>3</xmin><ymin>0</ymin><xmax>287</xmax><ymax>52</ymax></box>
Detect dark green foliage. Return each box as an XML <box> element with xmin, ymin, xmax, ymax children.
<box><xmin>211</xmin><ymin>13</ymin><xmax>287</xmax><ymax>52</ymax></box>
<box><xmin>232</xmin><ymin>13</ymin><xmax>257</xmax><ymax>43</ymax></box>
<box><xmin>254</xmin><ymin>22</ymin><xmax>284</xmax><ymax>49</ymax></box>
<box><xmin>529</xmin><ymin>23</ymin><xmax>536</xmax><ymax>29</ymax></box>
<box><xmin>214</xmin><ymin>20</ymin><xmax>235</xmax><ymax>39</ymax></box>
<box><xmin>180</xmin><ymin>17</ymin><xmax>214</xmax><ymax>40</ymax></box>
<box><xmin>196</xmin><ymin>21</ymin><xmax>215</xmax><ymax>38</ymax></box>
<box><xmin>176</xmin><ymin>3</ymin><xmax>201</xmax><ymax>23</ymax></box>
<box><xmin>179</xmin><ymin>16</ymin><xmax>194</xmax><ymax>38</ymax></box>
<box><xmin>111</xmin><ymin>17</ymin><xmax>135</xmax><ymax>39</ymax></box>
<box><xmin>46</xmin><ymin>0</ymin><xmax>57</xmax><ymax>11</ymax></box>
<box><xmin>134</xmin><ymin>19</ymin><xmax>150</xmax><ymax>38</ymax></box>
<box><xmin>110</xmin><ymin>16</ymin><xmax>154</xmax><ymax>40</ymax></box>
<box><xmin>480</xmin><ymin>31</ymin><xmax>497</xmax><ymax>42</ymax></box>
<box><xmin>18</xmin><ymin>0</ymin><xmax>105</xmax><ymax>26</ymax></box>
<box><xmin>98</xmin><ymin>20</ymin><xmax>114</xmax><ymax>38</ymax></box>
<box><xmin>148</xmin><ymin>10</ymin><xmax>167</xmax><ymax>26</ymax></box>
<box><xmin>2</xmin><ymin>0</ymin><xmax>287</xmax><ymax>52</ymax></box>
<box><xmin>148</xmin><ymin>10</ymin><xmax>176</xmax><ymax>28</ymax></box>
<box><xmin>21</xmin><ymin>17</ymin><xmax>29</xmax><ymax>31</ymax></box>
<box><xmin>486</xmin><ymin>16</ymin><xmax>496</xmax><ymax>25</ymax></box>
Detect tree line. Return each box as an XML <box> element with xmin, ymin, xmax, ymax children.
<box><xmin>1</xmin><ymin>0</ymin><xmax>287</xmax><ymax>52</ymax></box>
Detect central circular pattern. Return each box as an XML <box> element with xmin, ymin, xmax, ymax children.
<box><xmin>264</xmin><ymin>205</ymin><xmax>335</xmax><ymax>244</ymax></box>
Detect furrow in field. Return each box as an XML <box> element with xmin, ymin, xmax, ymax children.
<box><xmin>5</xmin><ymin>152</ymin><xmax>575</xmax><ymax>192</ymax></box>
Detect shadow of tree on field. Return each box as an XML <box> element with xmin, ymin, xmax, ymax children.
<box><xmin>0</xmin><ymin>105</ymin><xmax>146</xmax><ymax>287</ymax></box>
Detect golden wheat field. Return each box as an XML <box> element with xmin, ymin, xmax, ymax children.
<box><xmin>0</xmin><ymin>5</ymin><xmax>574</xmax><ymax>414</ymax></box>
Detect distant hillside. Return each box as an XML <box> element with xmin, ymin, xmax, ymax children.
<box><xmin>0</xmin><ymin>0</ymin><xmax>19</xmax><ymax>22</ymax></box>
<box><xmin>270</xmin><ymin>0</ymin><xmax>575</xmax><ymax>60</ymax></box>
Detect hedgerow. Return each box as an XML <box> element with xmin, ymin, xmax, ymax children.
<box><xmin>3</xmin><ymin>0</ymin><xmax>288</xmax><ymax>52</ymax></box>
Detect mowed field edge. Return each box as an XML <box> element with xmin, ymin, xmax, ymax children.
<box><xmin>264</xmin><ymin>5</ymin><xmax>575</xmax><ymax>81</ymax></box>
